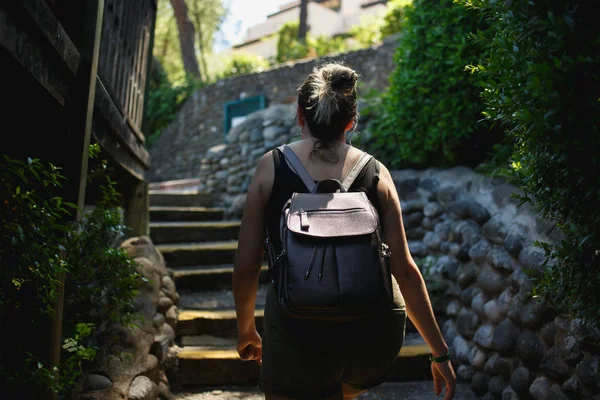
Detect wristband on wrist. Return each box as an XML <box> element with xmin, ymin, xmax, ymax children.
<box><xmin>429</xmin><ymin>352</ymin><xmax>451</xmax><ymax>363</ymax></box>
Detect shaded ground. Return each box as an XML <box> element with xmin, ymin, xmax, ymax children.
<box><xmin>174</xmin><ymin>381</ymin><xmax>478</xmax><ymax>399</ymax></box>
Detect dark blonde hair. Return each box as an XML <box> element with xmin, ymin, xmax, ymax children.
<box><xmin>297</xmin><ymin>62</ymin><xmax>359</xmax><ymax>162</ymax></box>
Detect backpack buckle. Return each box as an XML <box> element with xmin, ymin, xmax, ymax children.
<box><xmin>299</xmin><ymin>210</ymin><xmax>309</xmax><ymax>231</ymax></box>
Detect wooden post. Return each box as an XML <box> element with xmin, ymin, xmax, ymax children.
<box><xmin>141</xmin><ymin>0</ymin><xmax>157</xmax><ymax>136</ymax></box>
<box><xmin>124</xmin><ymin>179</ymin><xmax>150</xmax><ymax>238</ymax></box>
<box><xmin>298</xmin><ymin>0</ymin><xmax>308</xmax><ymax>43</ymax></box>
<box><xmin>48</xmin><ymin>0</ymin><xmax>104</xmax><ymax>397</ymax></box>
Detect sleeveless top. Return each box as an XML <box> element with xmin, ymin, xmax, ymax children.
<box><xmin>264</xmin><ymin>148</ymin><xmax>383</xmax><ymax>254</ymax></box>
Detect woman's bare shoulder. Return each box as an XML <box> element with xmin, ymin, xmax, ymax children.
<box><xmin>251</xmin><ymin>150</ymin><xmax>276</xmax><ymax>206</ymax></box>
<box><xmin>254</xmin><ymin>150</ymin><xmax>275</xmax><ymax>182</ymax></box>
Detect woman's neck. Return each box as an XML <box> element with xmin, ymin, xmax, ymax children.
<box><xmin>301</xmin><ymin>131</ymin><xmax>347</xmax><ymax>145</ymax></box>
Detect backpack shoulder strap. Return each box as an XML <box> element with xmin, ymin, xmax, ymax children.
<box><xmin>342</xmin><ymin>151</ymin><xmax>374</xmax><ymax>191</ymax></box>
<box><xmin>277</xmin><ymin>145</ymin><xmax>317</xmax><ymax>193</ymax></box>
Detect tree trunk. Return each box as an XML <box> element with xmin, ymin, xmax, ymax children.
<box><xmin>192</xmin><ymin>9</ymin><xmax>209</xmax><ymax>83</ymax></box>
<box><xmin>170</xmin><ymin>0</ymin><xmax>201</xmax><ymax>79</ymax></box>
<box><xmin>298</xmin><ymin>0</ymin><xmax>308</xmax><ymax>43</ymax></box>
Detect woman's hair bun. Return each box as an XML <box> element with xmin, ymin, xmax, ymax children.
<box><xmin>296</xmin><ymin>62</ymin><xmax>360</xmax><ymax>162</ymax></box>
<box><xmin>330</xmin><ymin>69</ymin><xmax>358</xmax><ymax>93</ymax></box>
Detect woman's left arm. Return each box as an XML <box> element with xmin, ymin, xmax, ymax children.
<box><xmin>232</xmin><ymin>152</ymin><xmax>274</xmax><ymax>359</ymax></box>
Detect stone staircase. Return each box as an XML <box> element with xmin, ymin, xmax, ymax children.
<box><xmin>148</xmin><ymin>186</ymin><xmax>476</xmax><ymax>398</ymax></box>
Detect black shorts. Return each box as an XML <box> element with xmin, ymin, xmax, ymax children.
<box><xmin>259</xmin><ymin>285</ymin><xmax>407</xmax><ymax>399</ymax></box>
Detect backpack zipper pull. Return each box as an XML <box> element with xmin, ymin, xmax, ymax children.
<box><xmin>318</xmin><ymin>245</ymin><xmax>326</xmax><ymax>282</ymax></box>
<box><xmin>305</xmin><ymin>246</ymin><xmax>318</xmax><ymax>280</ymax></box>
<box><xmin>299</xmin><ymin>210</ymin><xmax>309</xmax><ymax>231</ymax></box>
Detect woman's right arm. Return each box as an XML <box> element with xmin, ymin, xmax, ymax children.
<box><xmin>376</xmin><ymin>162</ymin><xmax>456</xmax><ymax>398</ymax></box>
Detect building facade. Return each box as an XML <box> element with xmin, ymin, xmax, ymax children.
<box><xmin>231</xmin><ymin>0</ymin><xmax>388</xmax><ymax>60</ymax></box>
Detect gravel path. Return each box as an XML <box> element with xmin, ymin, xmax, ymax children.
<box><xmin>174</xmin><ymin>381</ymin><xmax>477</xmax><ymax>399</ymax></box>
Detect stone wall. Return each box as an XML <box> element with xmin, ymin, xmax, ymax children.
<box><xmin>389</xmin><ymin>169</ymin><xmax>600</xmax><ymax>400</ymax></box>
<box><xmin>146</xmin><ymin>36</ymin><xmax>399</xmax><ymax>183</ymax></box>
<box><xmin>198</xmin><ymin>103</ymin><xmax>298</xmax><ymax>218</ymax></box>
<box><xmin>73</xmin><ymin>236</ymin><xmax>180</xmax><ymax>400</ymax></box>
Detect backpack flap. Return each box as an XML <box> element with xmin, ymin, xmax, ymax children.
<box><xmin>314</xmin><ymin>179</ymin><xmax>346</xmax><ymax>194</ymax></box>
<box><xmin>286</xmin><ymin>192</ymin><xmax>377</xmax><ymax>238</ymax></box>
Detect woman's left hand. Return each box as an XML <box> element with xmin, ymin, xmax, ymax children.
<box><xmin>237</xmin><ymin>329</ymin><xmax>263</xmax><ymax>366</ymax></box>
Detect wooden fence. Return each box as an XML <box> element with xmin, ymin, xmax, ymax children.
<box><xmin>98</xmin><ymin>0</ymin><xmax>156</xmax><ymax>138</ymax></box>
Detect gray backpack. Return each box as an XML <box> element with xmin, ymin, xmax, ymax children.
<box><xmin>265</xmin><ymin>145</ymin><xmax>394</xmax><ymax>321</ymax></box>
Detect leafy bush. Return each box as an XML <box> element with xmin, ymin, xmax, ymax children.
<box><xmin>63</xmin><ymin>155</ymin><xmax>141</xmax><ymax>334</ymax></box>
<box><xmin>367</xmin><ymin>0</ymin><xmax>501</xmax><ymax>168</ymax></box>
<box><xmin>145</xmin><ymin>58</ymin><xmax>196</xmax><ymax>148</ymax></box>
<box><xmin>346</xmin><ymin>0</ymin><xmax>411</xmax><ymax>49</ymax></box>
<box><xmin>311</xmin><ymin>35</ymin><xmax>348</xmax><ymax>58</ymax></box>
<box><xmin>276</xmin><ymin>21</ymin><xmax>310</xmax><ymax>63</ymax></box>
<box><xmin>348</xmin><ymin>15</ymin><xmax>384</xmax><ymax>48</ymax></box>
<box><xmin>217</xmin><ymin>52</ymin><xmax>270</xmax><ymax>79</ymax></box>
<box><xmin>1</xmin><ymin>157</ymin><xmax>73</xmax><ymax>316</ymax></box>
<box><xmin>380</xmin><ymin>0</ymin><xmax>412</xmax><ymax>38</ymax></box>
<box><xmin>276</xmin><ymin>21</ymin><xmax>348</xmax><ymax>64</ymax></box>
<box><xmin>1</xmin><ymin>155</ymin><xmax>74</xmax><ymax>395</ymax></box>
<box><xmin>459</xmin><ymin>0</ymin><xmax>600</xmax><ymax>327</ymax></box>
<box><xmin>0</xmin><ymin>144</ymin><xmax>142</xmax><ymax>396</ymax></box>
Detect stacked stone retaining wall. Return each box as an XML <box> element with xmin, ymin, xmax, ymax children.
<box><xmin>389</xmin><ymin>170</ymin><xmax>599</xmax><ymax>399</ymax></box>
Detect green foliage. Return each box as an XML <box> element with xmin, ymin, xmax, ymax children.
<box><xmin>152</xmin><ymin>0</ymin><xmax>226</xmax><ymax>83</ymax></box>
<box><xmin>276</xmin><ymin>21</ymin><xmax>349</xmax><ymax>64</ymax></box>
<box><xmin>311</xmin><ymin>35</ymin><xmax>348</xmax><ymax>58</ymax></box>
<box><xmin>0</xmin><ymin>145</ymin><xmax>142</xmax><ymax>396</ymax></box>
<box><xmin>346</xmin><ymin>0</ymin><xmax>411</xmax><ymax>49</ymax></box>
<box><xmin>60</xmin><ymin>323</ymin><xmax>97</xmax><ymax>390</ymax></box>
<box><xmin>348</xmin><ymin>15</ymin><xmax>384</xmax><ymax>48</ymax></box>
<box><xmin>459</xmin><ymin>0</ymin><xmax>600</xmax><ymax>327</ymax></box>
<box><xmin>153</xmin><ymin>0</ymin><xmax>186</xmax><ymax>83</ymax></box>
<box><xmin>367</xmin><ymin>0</ymin><xmax>498</xmax><ymax>168</ymax></box>
<box><xmin>189</xmin><ymin>0</ymin><xmax>228</xmax><ymax>81</ymax></box>
<box><xmin>0</xmin><ymin>156</ymin><xmax>74</xmax><ymax>318</ymax></box>
<box><xmin>216</xmin><ymin>52</ymin><xmax>269</xmax><ymax>79</ymax></box>
<box><xmin>276</xmin><ymin>21</ymin><xmax>310</xmax><ymax>63</ymax></box>
<box><xmin>473</xmin><ymin>140</ymin><xmax>515</xmax><ymax>180</ymax></box>
<box><xmin>145</xmin><ymin>59</ymin><xmax>196</xmax><ymax>148</ymax></box>
<box><xmin>63</xmin><ymin>148</ymin><xmax>141</xmax><ymax>333</ymax></box>
<box><xmin>380</xmin><ymin>0</ymin><xmax>411</xmax><ymax>38</ymax></box>
<box><xmin>1</xmin><ymin>155</ymin><xmax>73</xmax><ymax>395</ymax></box>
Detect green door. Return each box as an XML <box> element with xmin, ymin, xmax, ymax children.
<box><xmin>223</xmin><ymin>95</ymin><xmax>267</xmax><ymax>141</ymax></box>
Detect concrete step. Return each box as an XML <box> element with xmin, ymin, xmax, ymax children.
<box><xmin>173</xmin><ymin>264</ymin><xmax>269</xmax><ymax>291</ymax></box>
<box><xmin>149</xmin><ymin>207</ymin><xmax>224</xmax><ymax>222</ymax></box>
<box><xmin>157</xmin><ymin>241</ymin><xmax>238</xmax><ymax>268</ymax></box>
<box><xmin>173</xmin><ymin>381</ymin><xmax>478</xmax><ymax>399</ymax></box>
<box><xmin>149</xmin><ymin>190</ymin><xmax>212</xmax><ymax>208</ymax></box>
<box><xmin>178</xmin><ymin>310</ymin><xmax>265</xmax><ymax>339</ymax></box>
<box><xmin>177</xmin><ymin>335</ymin><xmax>432</xmax><ymax>387</ymax></box>
<box><xmin>149</xmin><ymin>178</ymin><xmax>201</xmax><ymax>192</ymax></box>
<box><xmin>150</xmin><ymin>221</ymin><xmax>241</xmax><ymax>244</ymax></box>
<box><xmin>177</xmin><ymin>284</ymin><xmax>419</xmax><ymax>339</ymax></box>
<box><xmin>177</xmin><ymin>308</ymin><xmax>419</xmax><ymax>341</ymax></box>
<box><xmin>178</xmin><ymin>285</ymin><xmax>269</xmax><ymax>312</ymax></box>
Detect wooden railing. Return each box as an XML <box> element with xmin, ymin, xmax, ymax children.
<box><xmin>98</xmin><ymin>0</ymin><xmax>156</xmax><ymax>139</ymax></box>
